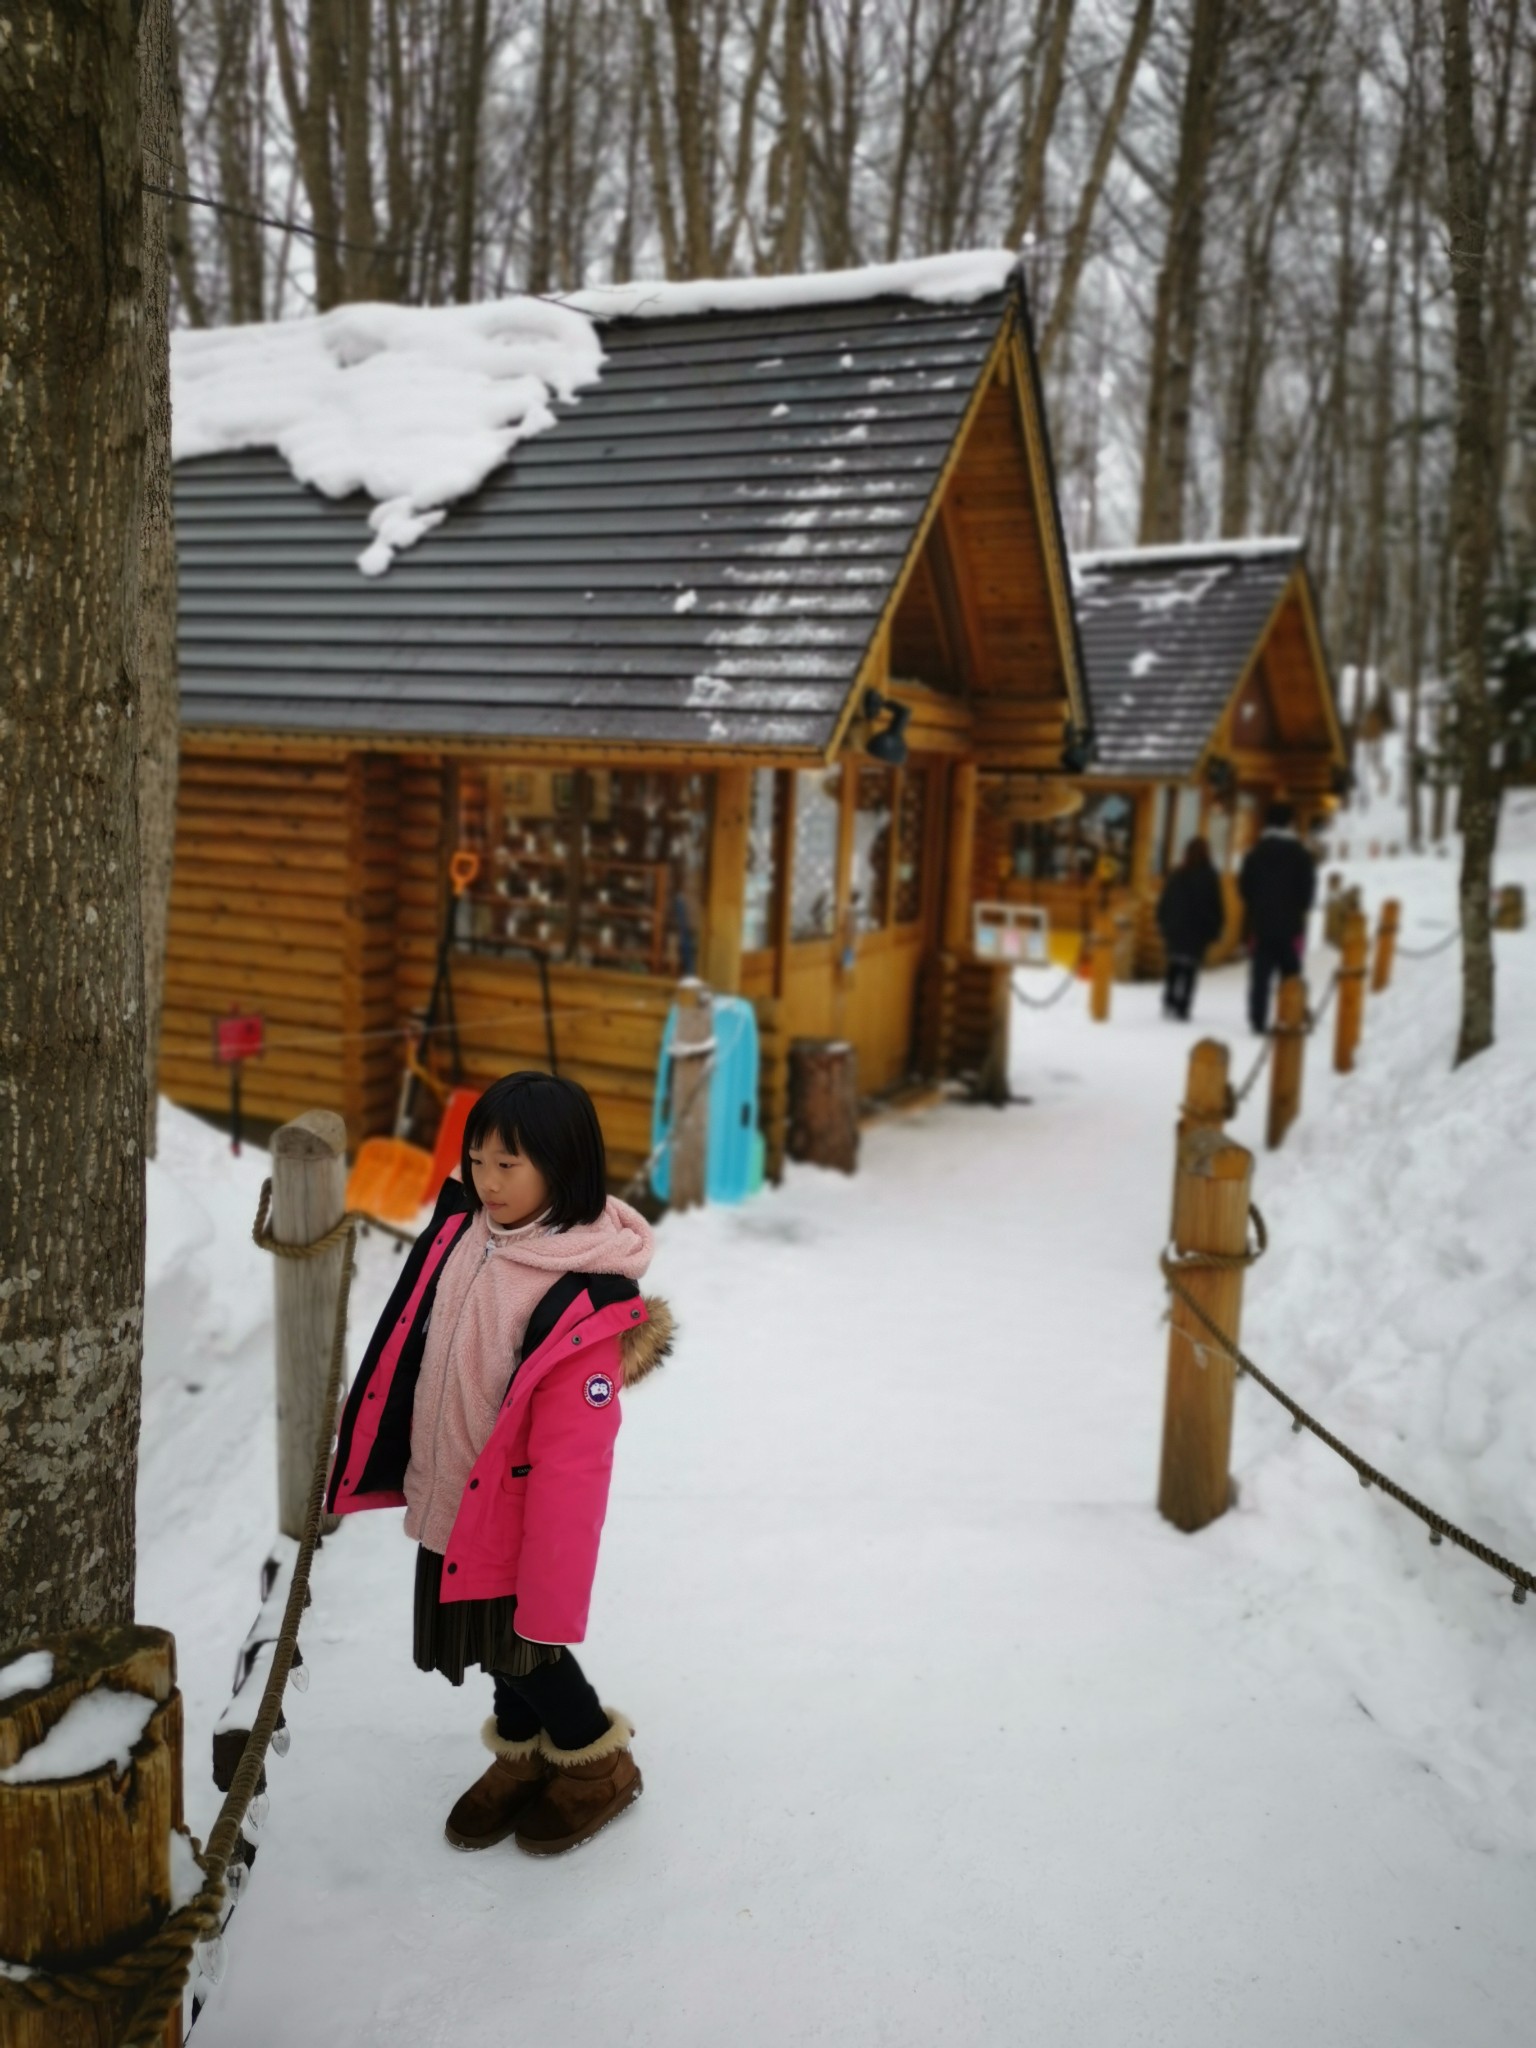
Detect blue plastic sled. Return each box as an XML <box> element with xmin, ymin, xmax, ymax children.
<box><xmin>650</xmin><ymin>995</ymin><xmax>760</xmax><ymax>1205</ymax></box>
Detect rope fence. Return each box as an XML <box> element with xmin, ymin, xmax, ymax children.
<box><xmin>0</xmin><ymin>1198</ymin><xmax>361</xmax><ymax>2040</ymax></box>
<box><xmin>1012</xmin><ymin>968</ymin><xmax>1079</xmax><ymax>1011</ymax></box>
<box><xmin>1161</xmin><ymin>1208</ymin><xmax>1534</xmax><ymax>1607</ymax></box>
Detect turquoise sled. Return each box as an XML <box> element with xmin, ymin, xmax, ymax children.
<box><xmin>650</xmin><ymin>994</ymin><xmax>760</xmax><ymax>1205</ymax></box>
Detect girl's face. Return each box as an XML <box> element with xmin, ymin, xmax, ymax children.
<box><xmin>468</xmin><ymin>1130</ymin><xmax>549</xmax><ymax>1230</ymax></box>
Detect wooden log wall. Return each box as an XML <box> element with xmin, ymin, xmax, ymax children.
<box><xmin>161</xmin><ymin>747</ymin><xmax>350</xmax><ymax>1131</ymax></box>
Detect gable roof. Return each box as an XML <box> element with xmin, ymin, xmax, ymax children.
<box><xmin>174</xmin><ymin>282</ymin><xmax>1058</xmax><ymax>756</ymax></box>
<box><xmin>1072</xmin><ymin>539</ymin><xmax>1313</xmax><ymax>777</ymax></box>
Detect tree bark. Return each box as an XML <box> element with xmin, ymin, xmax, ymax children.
<box><xmin>0</xmin><ymin>0</ymin><xmax>148</xmax><ymax>1644</ymax></box>
<box><xmin>1137</xmin><ymin>0</ymin><xmax>1227</xmax><ymax>543</ymax></box>
<box><xmin>138</xmin><ymin>0</ymin><xmax>181</xmax><ymax>1162</ymax></box>
<box><xmin>1007</xmin><ymin>0</ymin><xmax>1075</xmax><ymax>249</ymax></box>
<box><xmin>271</xmin><ymin>0</ymin><xmax>343</xmax><ymax>308</ymax></box>
<box><xmin>1039</xmin><ymin>0</ymin><xmax>1155</xmax><ymax>374</ymax></box>
<box><xmin>1441</xmin><ymin>0</ymin><xmax>1497</xmax><ymax>1064</ymax></box>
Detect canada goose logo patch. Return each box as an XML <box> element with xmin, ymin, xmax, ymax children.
<box><xmin>584</xmin><ymin>1373</ymin><xmax>615</xmax><ymax>1409</ymax></box>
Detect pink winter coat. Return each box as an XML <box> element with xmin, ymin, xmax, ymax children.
<box><xmin>326</xmin><ymin>1178</ymin><xmax>674</xmax><ymax>1643</ymax></box>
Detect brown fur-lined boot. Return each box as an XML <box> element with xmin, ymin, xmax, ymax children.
<box><xmin>514</xmin><ymin>1711</ymin><xmax>642</xmax><ymax>1856</ymax></box>
<box><xmin>445</xmin><ymin>1721</ymin><xmax>553</xmax><ymax>1850</ymax></box>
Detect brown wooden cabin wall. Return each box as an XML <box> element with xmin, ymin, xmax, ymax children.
<box><xmin>162</xmin><ymin>747</ymin><xmax>351</xmax><ymax>1130</ymax></box>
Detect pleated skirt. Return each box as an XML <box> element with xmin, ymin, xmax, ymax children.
<box><xmin>412</xmin><ymin>1546</ymin><xmax>561</xmax><ymax>1683</ymax></box>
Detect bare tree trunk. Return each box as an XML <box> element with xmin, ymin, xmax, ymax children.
<box><xmin>0</xmin><ymin>0</ymin><xmax>149</xmax><ymax>1644</ymax></box>
<box><xmin>1007</xmin><ymin>0</ymin><xmax>1074</xmax><ymax>248</ymax></box>
<box><xmin>1138</xmin><ymin>0</ymin><xmax>1227</xmax><ymax>543</ymax></box>
<box><xmin>1441</xmin><ymin>0</ymin><xmax>1497</xmax><ymax>1063</ymax></box>
<box><xmin>453</xmin><ymin>0</ymin><xmax>491</xmax><ymax>299</ymax></box>
<box><xmin>341</xmin><ymin>0</ymin><xmax>379</xmax><ymax>297</ymax></box>
<box><xmin>1217</xmin><ymin>38</ymin><xmax>1328</xmax><ymax>536</ymax></box>
<box><xmin>165</xmin><ymin>1</ymin><xmax>212</xmax><ymax>326</ymax></box>
<box><xmin>1039</xmin><ymin>0</ymin><xmax>1155</xmax><ymax>373</ymax></box>
<box><xmin>638</xmin><ymin>0</ymin><xmax>682</xmax><ymax>276</ymax></box>
<box><xmin>1405</xmin><ymin>0</ymin><xmax>1429</xmax><ymax>850</ymax></box>
<box><xmin>665</xmin><ymin>0</ymin><xmax>714</xmax><ymax>273</ymax></box>
<box><xmin>271</xmin><ymin>0</ymin><xmax>343</xmax><ymax>307</ymax></box>
<box><xmin>138</xmin><ymin>0</ymin><xmax>180</xmax><ymax>1163</ymax></box>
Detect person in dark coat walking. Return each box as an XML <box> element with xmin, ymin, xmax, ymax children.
<box><xmin>1156</xmin><ymin>837</ymin><xmax>1226</xmax><ymax>1020</ymax></box>
<box><xmin>1238</xmin><ymin>800</ymin><xmax>1317</xmax><ymax>1033</ymax></box>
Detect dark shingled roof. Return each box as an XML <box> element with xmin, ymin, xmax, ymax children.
<box><xmin>1072</xmin><ymin>541</ymin><xmax>1300</xmax><ymax>777</ymax></box>
<box><xmin>174</xmin><ymin>292</ymin><xmax>1017</xmax><ymax>752</ymax></box>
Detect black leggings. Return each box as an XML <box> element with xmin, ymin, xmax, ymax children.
<box><xmin>492</xmin><ymin>1652</ymin><xmax>609</xmax><ymax>1752</ymax></box>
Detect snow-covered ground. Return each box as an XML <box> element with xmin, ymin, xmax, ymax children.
<box><xmin>139</xmin><ymin>786</ymin><xmax>1536</xmax><ymax>2046</ymax></box>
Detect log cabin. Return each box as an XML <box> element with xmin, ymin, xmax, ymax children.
<box><xmin>982</xmin><ymin>539</ymin><xmax>1345</xmax><ymax>978</ymax></box>
<box><xmin>162</xmin><ymin>260</ymin><xmax>1092</xmax><ymax>1183</ymax></box>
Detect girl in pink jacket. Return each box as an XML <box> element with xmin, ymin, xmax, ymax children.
<box><xmin>328</xmin><ymin>1072</ymin><xmax>673</xmax><ymax>1857</ymax></box>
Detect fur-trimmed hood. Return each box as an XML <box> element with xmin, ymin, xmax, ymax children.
<box><xmin>619</xmin><ymin>1296</ymin><xmax>675</xmax><ymax>1387</ymax></box>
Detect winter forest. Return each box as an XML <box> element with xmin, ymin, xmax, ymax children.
<box><xmin>4</xmin><ymin>0</ymin><xmax>1536</xmax><ymax>2041</ymax></box>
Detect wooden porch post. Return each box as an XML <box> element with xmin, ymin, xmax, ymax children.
<box><xmin>943</xmin><ymin>760</ymin><xmax>980</xmax><ymax>953</ymax></box>
<box><xmin>701</xmin><ymin>767</ymin><xmax>751</xmax><ymax>994</ymax></box>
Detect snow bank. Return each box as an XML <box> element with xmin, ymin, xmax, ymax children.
<box><xmin>171</xmin><ymin>298</ymin><xmax>604</xmax><ymax>574</ymax></box>
<box><xmin>564</xmin><ymin>249</ymin><xmax>1018</xmax><ymax>322</ymax></box>
<box><xmin>0</xmin><ymin>1688</ymin><xmax>156</xmax><ymax>1784</ymax></box>
<box><xmin>0</xmin><ymin>1651</ymin><xmax>53</xmax><ymax>1702</ymax></box>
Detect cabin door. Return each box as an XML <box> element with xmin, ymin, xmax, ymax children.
<box><xmin>841</xmin><ymin>759</ymin><xmax>943</xmax><ymax>1094</ymax></box>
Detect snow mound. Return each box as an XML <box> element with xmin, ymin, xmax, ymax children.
<box><xmin>171</xmin><ymin>298</ymin><xmax>604</xmax><ymax>574</ymax></box>
<box><xmin>0</xmin><ymin>1687</ymin><xmax>156</xmax><ymax>1784</ymax></box>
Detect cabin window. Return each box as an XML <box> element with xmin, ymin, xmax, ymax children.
<box><xmin>850</xmin><ymin>767</ymin><xmax>894</xmax><ymax>933</ymax></box>
<box><xmin>741</xmin><ymin>768</ymin><xmax>783</xmax><ymax>954</ymax></box>
<box><xmin>454</xmin><ymin>766</ymin><xmax>711</xmax><ymax>976</ymax></box>
<box><xmin>893</xmin><ymin>768</ymin><xmax>929</xmax><ymax>924</ymax></box>
<box><xmin>790</xmin><ymin>766</ymin><xmax>842</xmax><ymax>941</ymax></box>
<box><xmin>1011</xmin><ymin>790</ymin><xmax>1134</xmax><ymax>885</ymax></box>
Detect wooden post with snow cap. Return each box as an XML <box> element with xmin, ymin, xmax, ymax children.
<box><xmin>1171</xmin><ymin>1039</ymin><xmax>1230</xmax><ymax>1233</ymax></box>
<box><xmin>0</xmin><ymin>1625</ymin><xmax>188</xmax><ymax>2048</ymax></box>
<box><xmin>1371</xmin><ymin>899</ymin><xmax>1400</xmax><ymax>992</ymax></box>
<box><xmin>271</xmin><ymin>1110</ymin><xmax>348</xmax><ymax>1542</ymax></box>
<box><xmin>1266</xmin><ymin>976</ymin><xmax>1308</xmax><ymax>1150</ymax></box>
<box><xmin>1157</xmin><ymin>1129</ymin><xmax>1254</xmax><ymax>1533</ymax></box>
<box><xmin>1088</xmin><ymin>907</ymin><xmax>1115</xmax><ymax>1022</ymax></box>
<box><xmin>667</xmin><ymin>979</ymin><xmax>713</xmax><ymax>1212</ymax></box>
<box><xmin>1334</xmin><ymin>909</ymin><xmax>1369</xmax><ymax>1074</ymax></box>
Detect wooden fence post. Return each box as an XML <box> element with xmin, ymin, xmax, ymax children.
<box><xmin>1172</xmin><ymin>1038</ymin><xmax>1230</xmax><ymax>1232</ymax></box>
<box><xmin>1089</xmin><ymin>908</ymin><xmax>1115</xmax><ymax>1022</ymax></box>
<box><xmin>0</xmin><ymin>1625</ymin><xmax>187</xmax><ymax>2048</ymax></box>
<box><xmin>1266</xmin><ymin>975</ymin><xmax>1308</xmax><ymax>1150</ymax></box>
<box><xmin>1157</xmin><ymin>1129</ymin><xmax>1254</xmax><ymax>1533</ymax></box>
<box><xmin>668</xmin><ymin>979</ymin><xmax>712</xmax><ymax>1211</ymax></box>
<box><xmin>1334</xmin><ymin>910</ymin><xmax>1369</xmax><ymax>1074</ymax></box>
<box><xmin>1371</xmin><ymin>898</ymin><xmax>1400</xmax><ymax>991</ymax></box>
<box><xmin>271</xmin><ymin>1110</ymin><xmax>348</xmax><ymax>1542</ymax></box>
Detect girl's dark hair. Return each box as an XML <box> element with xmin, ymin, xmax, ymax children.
<box><xmin>461</xmin><ymin>1073</ymin><xmax>608</xmax><ymax>1230</ymax></box>
<box><xmin>1182</xmin><ymin>836</ymin><xmax>1212</xmax><ymax>869</ymax></box>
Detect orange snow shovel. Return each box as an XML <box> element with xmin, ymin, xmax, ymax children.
<box><xmin>345</xmin><ymin>850</ymin><xmax>482</xmax><ymax>1224</ymax></box>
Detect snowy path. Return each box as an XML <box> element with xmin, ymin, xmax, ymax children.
<box><xmin>145</xmin><ymin>831</ymin><xmax>1536</xmax><ymax>2047</ymax></box>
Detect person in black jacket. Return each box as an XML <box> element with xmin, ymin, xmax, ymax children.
<box><xmin>1156</xmin><ymin>837</ymin><xmax>1226</xmax><ymax>1020</ymax></box>
<box><xmin>1238</xmin><ymin>800</ymin><xmax>1317</xmax><ymax>1033</ymax></box>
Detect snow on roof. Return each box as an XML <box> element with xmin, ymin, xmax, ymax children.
<box><xmin>171</xmin><ymin>297</ymin><xmax>605</xmax><ymax>575</ymax></box>
<box><xmin>561</xmin><ymin>248</ymin><xmax>1019</xmax><ymax>322</ymax></box>
<box><xmin>1073</xmin><ymin>535</ymin><xmax>1301</xmax><ymax>575</ymax></box>
<box><xmin>170</xmin><ymin>254</ymin><xmax>1018</xmax><ymax>579</ymax></box>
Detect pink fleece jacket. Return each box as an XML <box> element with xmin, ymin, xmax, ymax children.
<box><xmin>402</xmin><ymin>1196</ymin><xmax>654</xmax><ymax>1555</ymax></box>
